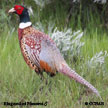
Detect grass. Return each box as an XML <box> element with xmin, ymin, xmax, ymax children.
<box><xmin>0</xmin><ymin>1</ymin><xmax>108</xmax><ymax>108</ymax></box>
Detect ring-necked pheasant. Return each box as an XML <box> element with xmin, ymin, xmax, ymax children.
<box><xmin>8</xmin><ymin>5</ymin><xmax>101</xmax><ymax>99</ymax></box>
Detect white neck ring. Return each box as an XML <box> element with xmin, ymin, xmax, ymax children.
<box><xmin>19</xmin><ymin>22</ymin><xmax>32</xmax><ymax>29</ymax></box>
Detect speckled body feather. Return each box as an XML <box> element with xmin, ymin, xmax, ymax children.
<box><xmin>18</xmin><ymin>26</ymin><xmax>65</xmax><ymax>76</ymax></box>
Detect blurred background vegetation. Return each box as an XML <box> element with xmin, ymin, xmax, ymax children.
<box><xmin>0</xmin><ymin>0</ymin><xmax>108</xmax><ymax>32</ymax></box>
<box><xmin>0</xmin><ymin>0</ymin><xmax>108</xmax><ymax>108</ymax></box>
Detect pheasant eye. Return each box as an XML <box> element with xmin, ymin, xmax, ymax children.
<box><xmin>18</xmin><ymin>7</ymin><xmax>21</xmax><ymax>10</ymax></box>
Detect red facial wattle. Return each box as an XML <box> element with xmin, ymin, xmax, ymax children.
<box><xmin>14</xmin><ymin>5</ymin><xmax>24</xmax><ymax>15</ymax></box>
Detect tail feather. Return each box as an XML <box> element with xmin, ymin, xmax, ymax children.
<box><xmin>58</xmin><ymin>63</ymin><xmax>102</xmax><ymax>99</ymax></box>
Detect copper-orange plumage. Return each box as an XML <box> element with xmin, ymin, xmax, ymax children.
<box><xmin>8</xmin><ymin>5</ymin><xmax>101</xmax><ymax>99</ymax></box>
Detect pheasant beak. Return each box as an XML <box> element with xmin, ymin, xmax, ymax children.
<box><xmin>8</xmin><ymin>8</ymin><xmax>16</xmax><ymax>13</ymax></box>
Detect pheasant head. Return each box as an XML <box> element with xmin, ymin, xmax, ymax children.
<box><xmin>8</xmin><ymin>5</ymin><xmax>32</xmax><ymax>29</ymax></box>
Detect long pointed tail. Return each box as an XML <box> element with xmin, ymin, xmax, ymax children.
<box><xmin>58</xmin><ymin>63</ymin><xmax>102</xmax><ymax>99</ymax></box>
